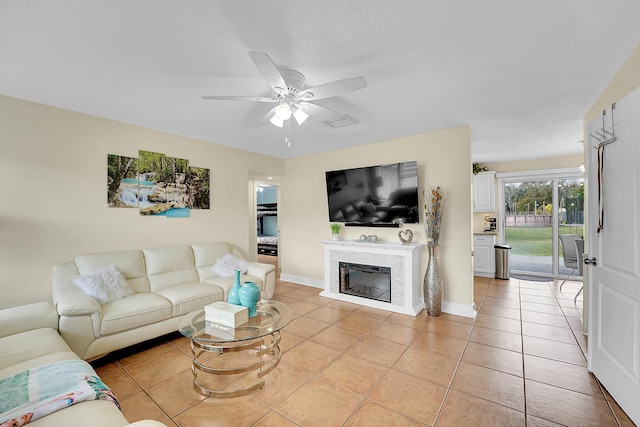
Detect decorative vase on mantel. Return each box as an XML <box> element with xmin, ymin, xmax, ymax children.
<box><xmin>423</xmin><ymin>245</ymin><xmax>444</xmax><ymax>317</ymax></box>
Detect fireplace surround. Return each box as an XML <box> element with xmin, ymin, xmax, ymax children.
<box><xmin>321</xmin><ymin>240</ymin><xmax>423</xmax><ymax>315</ymax></box>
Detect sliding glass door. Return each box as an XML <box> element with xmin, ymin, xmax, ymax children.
<box><xmin>504</xmin><ymin>179</ymin><xmax>554</xmax><ymax>276</ymax></box>
<box><xmin>499</xmin><ymin>170</ymin><xmax>584</xmax><ymax>279</ymax></box>
<box><xmin>557</xmin><ymin>178</ymin><xmax>584</xmax><ymax>276</ymax></box>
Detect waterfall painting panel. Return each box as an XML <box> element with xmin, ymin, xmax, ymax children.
<box><xmin>187</xmin><ymin>166</ymin><xmax>210</xmax><ymax>209</ymax></box>
<box><xmin>107</xmin><ymin>154</ymin><xmax>139</xmax><ymax>208</ymax></box>
<box><xmin>137</xmin><ymin>150</ymin><xmax>168</xmax><ymax>215</ymax></box>
<box><xmin>165</xmin><ymin>156</ymin><xmax>190</xmax><ymax>218</ymax></box>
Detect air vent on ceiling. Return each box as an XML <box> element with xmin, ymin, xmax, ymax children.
<box><xmin>323</xmin><ymin>115</ymin><xmax>359</xmax><ymax>128</ymax></box>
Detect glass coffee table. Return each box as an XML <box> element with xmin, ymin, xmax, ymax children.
<box><xmin>178</xmin><ymin>300</ymin><xmax>293</xmax><ymax>398</ymax></box>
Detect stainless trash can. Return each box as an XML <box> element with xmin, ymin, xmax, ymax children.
<box><xmin>495</xmin><ymin>244</ymin><xmax>511</xmax><ymax>279</ymax></box>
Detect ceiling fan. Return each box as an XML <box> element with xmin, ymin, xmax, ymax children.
<box><xmin>201</xmin><ymin>51</ymin><xmax>367</xmax><ymax>146</ymax></box>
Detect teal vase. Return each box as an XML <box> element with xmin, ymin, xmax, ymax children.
<box><xmin>239</xmin><ymin>281</ymin><xmax>260</xmax><ymax>317</ymax></box>
<box><xmin>227</xmin><ymin>270</ymin><xmax>242</xmax><ymax>305</ymax></box>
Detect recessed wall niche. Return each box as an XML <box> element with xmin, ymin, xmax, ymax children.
<box><xmin>107</xmin><ymin>150</ymin><xmax>210</xmax><ymax>217</ymax></box>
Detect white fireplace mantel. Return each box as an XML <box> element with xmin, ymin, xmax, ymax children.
<box><xmin>320</xmin><ymin>239</ymin><xmax>423</xmax><ymax>316</ymax></box>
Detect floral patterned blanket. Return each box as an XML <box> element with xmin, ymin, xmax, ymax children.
<box><xmin>0</xmin><ymin>360</ymin><xmax>119</xmax><ymax>426</ymax></box>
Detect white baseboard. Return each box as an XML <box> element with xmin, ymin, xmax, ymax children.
<box><xmin>473</xmin><ymin>271</ymin><xmax>495</xmax><ymax>278</ymax></box>
<box><xmin>442</xmin><ymin>300</ymin><xmax>477</xmax><ymax>319</ymax></box>
<box><xmin>279</xmin><ymin>273</ymin><xmax>324</xmax><ymax>289</ymax></box>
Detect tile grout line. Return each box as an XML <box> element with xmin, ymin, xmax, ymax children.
<box><xmin>518</xmin><ymin>278</ymin><xmax>530</xmax><ymax>427</ymax></box>
<box><xmin>432</xmin><ymin>283</ymin><xmax>487</xmax><ymax>427</ymax></box>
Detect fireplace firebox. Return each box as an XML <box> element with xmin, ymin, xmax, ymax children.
<box><xmin>339</xmin><ymin>262</ymin><xmax>391</xmax><ymax>303</ymax></box>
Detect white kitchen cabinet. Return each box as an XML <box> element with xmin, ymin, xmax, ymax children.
<box><xmin>473</xmin><ymin>234</ymin><xmax>496</xmax><ymax>277</ymax></box>
<box><xmin>473</xmin><ymin>171</ymin><xmax>496</xmax><ymax>212</ymax></box>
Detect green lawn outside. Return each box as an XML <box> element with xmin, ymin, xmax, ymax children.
<box><xmin>506</xmin><ymin>225</ymin><xmax>584</xmax><ymax>256</ymax></box>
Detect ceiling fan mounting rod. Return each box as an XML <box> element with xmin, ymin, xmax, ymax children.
<box><xmin>279</xmin><ymin>69</ymin><xmax>306</xmax><ymax>93</ymax></box>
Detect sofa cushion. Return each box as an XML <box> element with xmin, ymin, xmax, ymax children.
<box><xmin>143</xmin><ymin>245</ymin><xmax>199</xmax><ymax>292</ymax></box>
<box><xmin>154</xmin><ymin>282</ymin><xmax>224</xmax><ymax>317</ymax></box>
<box><xmin>73</xmin><ymin>265</ymin><xmax>135</xmax><ymax>305</ymax></box>
<box><xmin>100</xmin><ymin>293</ymin><xmax>172</xmax><ymax>336</ymax></box>
<box><xmin>0</xmin><ymin>328</ymin><xmax>76</xmax><ymax>373</ymax></box>
<box><xmin>76</xmin><ymin>250</ymin><xmax>150</xmax><ymax>294</ymax></box>
<box><xmin>192</xmin><ymin>242</ymin><xmax>233</xmax><ymax>281</ymax></box>
<box><xmin>0</xmin><ymin>302</ymin><xmax>59</xmax><ymax>338</ymax></box>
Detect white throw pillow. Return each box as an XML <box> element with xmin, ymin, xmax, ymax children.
<box><xmin>73</xmin><ymin>265</ymin><xmax>135</xmax><ymax>304</ymax></box>
<box><xmin>211</xmin><ymin>253</ymin><xmax>250</xmax><ymax>277</ymax></box>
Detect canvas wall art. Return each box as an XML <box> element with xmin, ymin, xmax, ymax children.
<box><xmin>107</xmin><ymin>150</ymin><xmax>210</xmax><ymax>216</ymax></box>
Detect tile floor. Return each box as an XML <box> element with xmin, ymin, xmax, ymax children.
<box><xmin>91</xmin><ymin>276</ymin><xmax>636</xmax><ymax>426</ymax></box>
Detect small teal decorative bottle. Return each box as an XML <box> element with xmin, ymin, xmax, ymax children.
<box><xmin>227</xmin><ymin>270</ymin><xmax>242</xmax><ymax>305</ymax></box>
<box><xmin>239</xmin><ymin>281</ymin><xmax>260</xmax><ymax>317</ymax></box>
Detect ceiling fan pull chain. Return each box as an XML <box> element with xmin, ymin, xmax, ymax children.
<box><xmin>285</xmin><ymin>119</ymin><xmax>291</xmax><ymax>147</ymax></box>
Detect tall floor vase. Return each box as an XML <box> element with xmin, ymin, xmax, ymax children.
<box><xmin>424</xmin><ymin>245</ymin><xmax>444</xmax><ymax>316</ymax></box>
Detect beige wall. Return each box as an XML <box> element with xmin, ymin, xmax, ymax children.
<box><xmin>0</xmin><ymin>95</ymin><xmax>285</xmax><ymax>308</ymax></box>
<box><xmin>481</xmin><ymin>155</ymin><xmax>584</xmax><ymax>175</ymax></box>
<box><xmin>280</xmin><ymin>125</ymin><xmax>475</xmax><ymax>316</ymax></box>
<box><xmin>585</xmin><ymin>42</ymin><xmax>640</xmax><ymax>122</ymax></box>
<box><xmin>472</xmin><ymin>154</ymin><xmax>584</xmax><ymax>233</ymax></box>
<box><xmin>0</xmin><ymin>95</ymin><xmax>474</xmax><ymax>315</ymax></box>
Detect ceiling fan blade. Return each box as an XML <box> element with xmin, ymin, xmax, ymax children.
<box><xmin>248</xmin><ymin>51</ymin><xmax>288</xmax><ymax>95</ymax></box>
<box><xmin>201</xmin><ymin>95</ymin><xmax>277</xmax><ymax>102</ymax></box>
<box><xmin>297</xmin><ymin>76</ymin><xmax>367</xmax><ymax>101</ymax></box>
<box><xmin>304</xmin><ymin>102</ymin><xmax>345</xmax><ymax>122</ymax></box>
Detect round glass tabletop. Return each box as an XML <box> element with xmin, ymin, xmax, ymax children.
<box><xmin>178</xmin><ymin>300</ymin><xmax>294</xmax><ymax>344</ymax></box>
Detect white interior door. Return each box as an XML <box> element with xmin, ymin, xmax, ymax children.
<box><xmin>586</xmin><ymin>87</ymin><xmax>640</xmax><ymax>425</ymax></box>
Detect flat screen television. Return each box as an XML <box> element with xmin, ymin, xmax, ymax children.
<box><xmin>325</xmin><ymin>160</ymin><xmax>419</xmax><ymax>227</ymax></box>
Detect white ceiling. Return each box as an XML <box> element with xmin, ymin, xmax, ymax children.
<box><xmin>1</xmin><ymin>1</ymin><xmax>639</xmax><ymax>163</ymax></box>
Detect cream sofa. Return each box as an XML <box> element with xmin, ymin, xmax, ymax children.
<box><xmin>0</xmin><ymin>302</ymin><xmax>166</xmax><ymax>427</ymax></box>
<box><xmin>52</xmin><ymin>242</ymin><xmax>276</xmax><ymax>360</ymax></box>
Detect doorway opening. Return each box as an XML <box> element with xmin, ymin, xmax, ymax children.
<box><xmin>256</xmin><ymin>183</ymin><xmax>278</xmax><ymax>271</ymax></box>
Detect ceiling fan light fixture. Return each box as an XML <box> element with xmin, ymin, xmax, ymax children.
<box><xmin>274</xmin><ymin>103</ymin><xmax>292</xmax><ymax>120</ymax></box>
<box><xmin>293</xmin><ymin>107</ymin><xmax>309</xmax><ymax>125</ymax></box>
<box><xmin>269</xmin><ymin>114</ymin><xmax>284</xmax><ymax>127</ymax></box>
